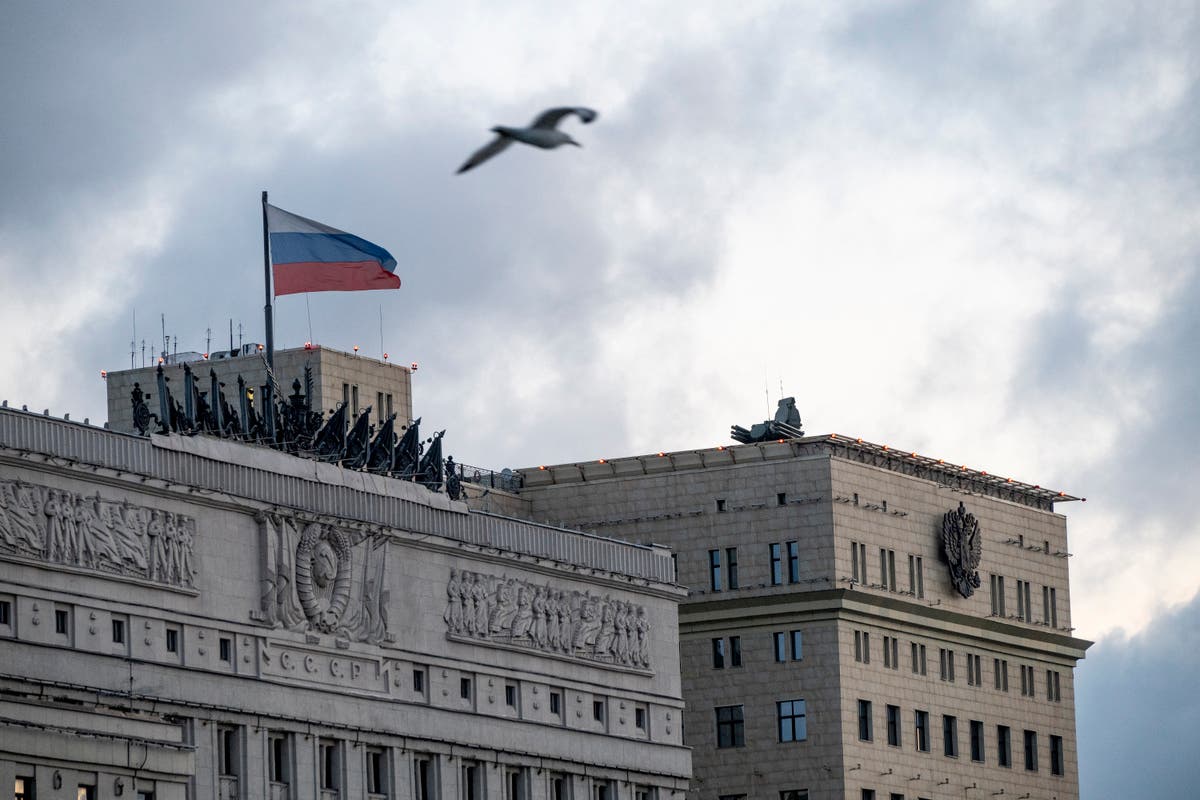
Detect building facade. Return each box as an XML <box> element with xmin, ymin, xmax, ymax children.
<box><xmin>0</xmin><ymin>407</ymin><xmax>690</xmax><ymax>800</ymax></box>
<box><xmin>509</xmin><ymin>436</ymin><xmax>1089</xmax><ymax>800</ymax></box>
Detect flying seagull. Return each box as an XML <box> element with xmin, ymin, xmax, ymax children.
<box><xmin>456</xmin><ymin>107</ymin><xmax>598</xmax><ymax>174</ymax></box>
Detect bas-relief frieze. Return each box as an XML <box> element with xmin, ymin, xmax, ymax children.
<box><xmin>257</xmin><ymin>512</ymin><xmax>392</xmax><ymax>646</ymax></box>
<box><xmin>0</xmin><ymin>477</ymin><xmax>196</xmax><ymax>588</ymax></box>
<box><xmin>444</xmin><ymin>568</ymin><xmax>652</xmax><ymax>672</ymax></box>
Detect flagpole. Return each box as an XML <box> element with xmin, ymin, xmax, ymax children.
<box><xmin>261</xmin><ymin>190</ymin><xmax>275</xmax><ymax>370</ymax></box>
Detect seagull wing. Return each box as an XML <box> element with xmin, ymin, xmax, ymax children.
<box><xmin>456</xmin><ymin>135</ymin><xmax>513</xmax><ymax>174</ymax></box>
<box><xmin>530</xmin><ymin>107</ymin><xmax>598</xmax><ymax>130</ymax></box>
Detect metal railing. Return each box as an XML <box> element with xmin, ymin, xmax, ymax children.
<box><xmin>455</xmin><ymin>461</ymin><xmax>523</xmax><ymax>492</ymax></box>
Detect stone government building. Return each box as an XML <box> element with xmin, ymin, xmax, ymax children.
<box><xmin>0</xmin><ymin>405</ymin><xmax>690</xmax><ymax>800</ymax></box>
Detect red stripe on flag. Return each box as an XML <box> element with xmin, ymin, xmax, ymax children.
<box><xmin>273</xmin><ymin>262</ymin><xmax>401</xmax><ymax>296</ymax></box>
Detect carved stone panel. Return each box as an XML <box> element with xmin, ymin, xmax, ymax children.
<box><xmin>257</xmin><ymin>512</ymin><xmax>392</xmax><ymax>645</ymax></box>
<box><xmin>0</xmin><ymin>477</ymin><xmax>196</xmax><ymax>589</ymax></box>
<box><xmin>444</xmin><ymin>568</ymin><xmax>652</xmax><ymax>672</ymax></box>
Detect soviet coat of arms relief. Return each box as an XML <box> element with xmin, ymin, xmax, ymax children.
<box><xmin>256</xmin><ymin>511</ymin><xmax>392</xmax><ymax>646</ymax></box>
<box><xmin>940</xmin><ymin>501</ymin><xmax>982</xmax><ymax>598</ymax></box>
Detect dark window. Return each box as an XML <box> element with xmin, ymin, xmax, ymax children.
<box><xmin>218</xmin><ymin>725</ymin><xmax>240</xmax><ymax>777</ymax></box>
<box><xmin>269</xmin><ymin>732</ymin><xmax>290</xmax><ymax>784</ymax></box>
<box><xmin>55</xmin><ymin>608</ymin><xmax>69</xmax><ymax>634</ymax></box>
<box><xmin>77</xmin><ymin>786</ymin><xmax>95</xmax><ymax>800</ymax></box>
<box><xmin>770</xmin><ymin>543</ymin><xmax>783</xmax><ymax>585</ymax></box>
<box><xmin>886</xmin><ymin>705</ymin><xmax>901</xmax><ymax>746</ymax></box>
<box><xmin>911</xmin><ymin>643</ymin><xmax>926</xmax><ymax>675</ymax></box>
<box><xmin>415</xmin><ymin>757</ymin><xmax>434</xmax><ymax>800</ymax></box>
<box><xmin>780</xmin><ymin>793</ymin><xmax>807</xmax><ymax>800</ymax></box>
<box><xmin>716</xmin><ymin>498</ymin><xmax>726</xmax><ymax>512</ymax></box>
<box><xmin>219</xmin><ymin>637</ymin><xmax>232</xmax><ymax>662</ymax></box>
<box><xmin>111</xmin><ymin>619</ymin><xmax>125</xmax><ymax>644</ymax></box>
<box><xmin>774</xmin><ymin>632</ymin><xmax>787</xmax><ymax>662</ymax></box>
<box><xmin>14</xmin><ymin>778</ymin><xmax>34</xmax><ymax>800</ymax></box>
<box><xmin>790</xmin><ymin>630</ymin><xmax>802</xmax><ymax>660</ymax></box>
<box><xmin>712</xmin><ymin>638</ymin><xmax>726</xmax><ymax>669</ymax></box>
<box><xmin>777</xmin><ymin>699</ymin><xmax>807</xmax><ymax>742</ymax></box>
<box><xmin>1050</xmin><ymin>735</ymin><xmax>1064</xmax><ymax>776</ymax></box>
<box><xmin>730</xmin><ymin>636</ymin><xmax>742</xmax><ymax>667</ymax></box>
<box><xmin>366</xmin><ymin>747</ymin><xmax>387</xmax><ymax>795</ymax></box>
<box><xmin>635</xmin><ymin>707</ymin><xmax>647</xmax><ymax>730</ymax></box>
<box><xmin>787</xmin><ymin>541</ymin><xmax>800</xmax><ymax>583</ymax></box>
<box><xmin>726</xmin><ymin>547</ymin><xmax>739</xmax><ymax>589</ymax></box>
<box><xmin>939</xmin><ymin>649</ymin><xmax>955</xmax><ymax>682</ymax></box>
<box><xmin>377</xmin><ymin>392</ymin><xmax>384</xmax><ymax>416</ymax></box>
<box><xmin>994</xmin><ymin>658</ymin><xmax>1009</xmax><ymax>692</ymax></box>
<box><xmin>320</xmin><ymin>739</ymin><xmax>341</xmax><ymax>790</ymax></box>
<box><xmin>386</xmin><ymin>394</ymin><xmax>393</xmax><ymax>417</ymax></box>
<box><xmin>998</xmin><ymin>725</ymin><xmax>1012</xmax><ymax>768</ymax></box>
<box><xmin>943</xmin><ymin>715</ymin><xmax>958</xmax><ymax>757</ymax></box>
<box><xmin>166</xmin><ymin>628</ymin><xmax>179</xmax><ymax>653</ymax></box>
<box><xmin>715</xmin><ymin>705</ymin><xmax>745</xmax><ymax>748</ymax></box>
<box><xmin>861</xmin><ymin>792</ymin><xmax>875</xmax><ymax>800</ymax></box>
<box><xmin>777</xmin><ymin>492</ymin><xmax>787</xmax><ymax>506</ymax></box>
<box><xmin>970</xmin><ymin>720</ymin><xmax>984</xmax><ymax>762</ymax></box>
<box><xmin>505</xmin><ymin>684</ymin><xmax>517</xmax><ymax>707</ymax></box>
<box><xmin>0</xmin><ymin>600</ymin><xmax>11</xmax><ymax>625</ymax></box>
<box><xmin>909</xmin><ymin>555</ymin><xmax>924</xmax><ymax>598</ymax></box>
<box><xmin>858</xmin><ymin>699</ymin><xmax>873</xmax><ymax>741</ymax></box>
<box><xmin>550</xmin><ymin>691</ymin><xmax>561</xmax><ymax>715</ymax></box>
<box><xmin>413</xmin><ymin>668</ymin><xmax>424</xmax><ymax>693</ymax></box>
<box><xmin>460</xmin><ymin>677</ymin><xmax>472</xmax><ymax>699</ymax></box>
<box><xmin>914</xmin><ymin>710</ymin><xmax>929</xmax><ymax>752</ymax></box>
<box><xmin>854</xmin><ymin>630</ymin><xmax>870</xmax><ymax>663</ymax></box>
<box><xmin>709</xmin><ymin>550</ymin><xmax>722</xmax><ymax>592</ymax></box>
<box><xmin>593</xmin><ymin>700</ymin><xmax>605</xmax><ymax>722</ymax></box>
<box><xmin>1024</xmin><ymin>730</ymin><xmax>1038</xmax><ymax>771</ymax></box>
<box><xmin>883</xmin><ymin>636</ymin><xmax>898</xmax><ymax>669</ymax></box>
<box><xmin>351</xmin><ymin>385</ymin><xmax>359</xmax><ymax>415</ymax></box>
<box><xmin>851</xmin><ymin>541</ymin><xmax>867</xmax><ymax>583</ymax></box>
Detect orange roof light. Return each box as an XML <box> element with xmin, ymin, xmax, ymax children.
<box><xmin>598</xmin><ymin>458</ymin><xmax>607</xmax><ymax>464</ymax></box>
<box><xmin>538</xmin><ymin>465</ymin><xmax>547</xmax><ymax>471</ymax></box>
<box><xmin>411</xmin><ymin>362</ymin><xmax>419</xmax><ymax>371</ymax></box>
<box><xmin>99</xmin><ymin>370</ymin><xmax>108</xmax><ymax>379</ymax></box>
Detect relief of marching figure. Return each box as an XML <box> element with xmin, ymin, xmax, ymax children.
<box><xmin>444</xmin><ymin>568</ymin><xmax>651</xmax><ymax>670</ymax></box>
<box><xmin>257</xmin><ymin>512</ymin><xmax>391</xmax><ymax>646</ymax></box>
<box><xmin>0</xmin><ymin>477</ymin><xmax>195</xmax><ymax>588</ymax></box>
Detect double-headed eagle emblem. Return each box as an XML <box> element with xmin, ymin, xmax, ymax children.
<box><xmin>941</xmin><ymin>501</ymin><xmax>982</xmax><ymax>598</ymax></box>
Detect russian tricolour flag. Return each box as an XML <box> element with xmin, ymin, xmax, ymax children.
<box><xmin>266</xmin><ymin>204</ymin><xmax>401</xmax><ymax>296</ymax></box>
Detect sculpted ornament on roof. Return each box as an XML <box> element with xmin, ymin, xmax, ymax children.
<box><xmin>0</xmin><ymin>477</ymin><xmax>196</xmax><ymax>588</ymax></box>
<box><xmin>444</xmin><ymin>568</ymin><xmax>651</xmax><ymax>671</ymax></box>
<box><xmin>941</xmin><ymin>501</ymin><xmax>982</xmax><ymax>598</ymax></box>
<box><xmin>257</xmin><ymin>512</ymin><xmax>391</xmax><ymax>645</ymax></box>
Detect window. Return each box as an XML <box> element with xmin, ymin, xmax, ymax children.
<box><xmin>861</xmin><ymin>792</ymin><xmax>875</xmax><ymax>800</ymax></box>
<box><xmin>716</xmin><ymin>498</ymin><xmax>726</xmax><ymax>512</ymax></box>
<box><xmin>969</xmin><ymin>720</ymin><xmax>984</xmax><ymax>762</ymax></box>
<box><xmin>413</xmin><ymin>668</ymin><xmax>425</xmax><ymax>693</ymax></box>
<box><xmin>997</xmin><ymin>725</ymin><xmax>1012</xmax><ymax>768</ymax></box>
<box><xmin>938</xmin><ymin>649</ymin><xmax>955</xmax><ymax>682</ymax></box>
<box><xmin>460</xmin><ymin>677</ymin><xmax>472</xmax><ymax>700</ymax></box>
<box><xmin>780</xmin><ymin>792</ymin><xmax>808</xmax><ymax>800</ymax></box>
<box><xmin>1020</xmin><ymin>665</ymin><xmax>1035</xmax><ymax>697</ymax></box>
<box><xmin>351</xmin><ymin>385</ymin><xmax>359</xmax><ymax>415</ymax></box>
<box><xmin>858</xmin><ymin>699</ymin><xmax>873</xmax><ymax>741</ymax></box>
<box><xmin>55</xmin><ymin>608</ymin><xmax>69</xmax><ymax>634</ymax></box>
<box><xmin>770</xmin><ymin>543</ymin><xmax>783</xmax><ymax>585</ymax></box>
<box><xmin>593</xmin><ymin>700</ymin><xmax>605</xmax><ymax>722</ymax></box>
<box><xmin>1049</xmin><ymin>587</ymin><xmax>1058</xmax><ymax>628</ymax></box>
<box><xmin>1024</xmin><ymin>730</ymin><xmax>1038</xmax><ymax>771</ymax></box>
<box><xmin>77</xmin><ymin>786</ymin><xmax>95</xmax><ymax>800</ymax></box>
<box><xmin>462</xmin><ymin>762</ymin><xmax>482</xmax><ymax>800</ymax></box>
<box><xmin>635</xmin><ymin>707</ymin><xmax>647</xmax><ymax>730</ymax></box>
<box><xmin>386</xmin><ymin>393</ymin><xmax>393</xmax><ymax>417</ymax></box>
<box><xmin>730</xmin><ymin>636</ymin><xmax>742</xmax><ymax>667</ymax></box>
<box><xmin>14</xmin><ymin>778</ymin><xmax>35</xmax><ymax>800</ymax></box>
<box><xmin>112</xmin><ymin>618</ymin><xmax>125</xmax><ymax>644</ymax></box>
<box><xmin>1050</xmin><ymin>734</ymin><xmax>1064</xmax><ymax>776</ymax></box>
<box><xmin>854</xmin><ymin>630</ymin><xmax>870</xmax><ymax>663</ymax></box>
<box><xmin>0</xmin><ymin>599</ymin><xmax>10</xmax><ymax>625</ymax></box>
<box><xmin>366</xmin><ymin>747</ymin><xmax>388</xmax><ymax>796</ymax></box>
<box><xmin>715</xmin><ymin>705</ymin><xmax>745</xmax><ymax>748</ymax></box>
<box><xmin>725</xmin><ymin>547</ymin><xmax>739</xmax><ymax>589</ymax></box>
<box><xmin>789</xmin><ymin>630</ymin><xmax>802</xmax><ymax>661</ymax></box>
<box><xmin>712</xmin><ymin>638</ymin><xmax>726</xmax><ymax>669</ymax></box>
<box><xmin>1016</xmin><ymin>579</ymin><xmax>1033</xmax><ymax>622</ymax></box>
<box><xmin>1047</xmin><ymin>670</ymin><xmax>1061</xmax><ymax>702</ymax></box>
<box><xmin>774</xmin><ymin>632</ymin><xmax>787</xmax><ymax>663</ymax></box>
<box><xmin>505</xmin><ymin>684</ymin><xmax>517</xmax><ymax>707</ymax></box>
<box><xmin>593</xmin><ymin>781</ymin><xmax>612</xmax><ymax>800</ymax></box>
<box><xmin>908</xmin><ymin>555</ymin><xmax>924</xmax><ymax>598</ymax></box>
<box><xmin>550</xmin><ymin>691</ymin><xmax>561</xmax><ymax>716</ymax></box>
<box><xmin>342</xmin><ymin>383</ymin><xmax>349</xmax><ymax>406</ymax></box>
<box><xmin>914</xmin><ymin>710</ymin><xmax>929</xmax><ymax>752</ymax></box>
<box><xmin>994</xmin><ymin>658</ymin><xmax>1009</xmax><ymax>692</ymax></box>
<box><xmin>777</xmin><ymin>492</ymin><xmax>788</xmax><ymax>506</ymax></box>
<box><xmin>911</xmin><ymin>643</ymin><xmax>926</xmax><ymax>675</ymax></box>
<box><xmin>966</xmin><ymin>654</ymin><xmax>981</xmax><ymax>686</ymax></box>
<box><xmin>883</xmin><ymin>636</ymin><xmax>898</xmax><ymax>669</ymax></box>
<box><xmin>414</xmin><ymin>756</ymin><xmax>435</xmax><ymax>800</ymax></box>
<box><xmin>166</xmin><ymin>627</ymin><xmax>179</xmax><ymax>653</ymax></box>
<box><xmin>942</xmin><ymin>715</ymin><xmax>958</xmax><ymax>757</ymax></box>
<box><xmin>709</xmin><ymin>550</ymin><xmax>722</xmax><ymax>592</ymax></box>
<box><xmin>787</xmin><ymin>541</ymin><xmax>800</xmax><ymax>583</ymax></box>
<box><xmin>320</xmin><ymin>739</ymin><xmax>341</xmax><ymax>791</ymax></box>
<box><xmin>990</xmin><ymin>574</ymin><xmax>1006</xmax><ymax>616</ymax></box>
<box><xmin>777</xmin><ymin>699</ymin><xmax>807</xmax><ymax>742</ymax></box>
<box><xmin>886</xmin><ymin>705</ymin><xmax>901</xmax><ymax>747</ymax></box>
<box><xmin>269</xmin><ymin>732</ymin><xmax>291</xmax><ymax>785</ymax></box>
<box><xmin>879</xmin><ymin>549</ymin><xmax>896</xmax><ymax>590</ymax></box>
<box><xmin>219</xmin><ymin>637</ymin><xmax>232</xmax><ymax>662</ymax></box>
<box><xmin>551</xmin><ymin>775</ymin><xmax>571</xmax><ymax>800</ymax></box>
<box><xmin>851</xmin><ymin>541</ymin><xmax>867</xmax><ymax>583</ymax></box>
<box><xmin>377</xmin><ymin>392</ymin><xmax>385</xmax><ymax>416</ymax></box>
<box><xmin>505</xmin><ymin>767</ymin><xmax>527</xmax><ymax>800</ymax></box>
<box><xmin>218</xmin><ymin>725</ymin><xmax>241</xmax><ymax>777</ymax></box>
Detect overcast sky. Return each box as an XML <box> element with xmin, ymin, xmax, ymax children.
<box><xmin>1</xmin><ymin>2</ymin><xmax>1196</xmax><ymax>793</ymax></box>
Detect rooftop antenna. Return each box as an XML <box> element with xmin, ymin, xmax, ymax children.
<box><xmin>205</xmin><ymin>327</ymin><xmax>212</xmax><ymax>356</ymax></box>
<box><xmin>228</xmin><ymin>319</ymin><xmax>234</xmax><ymax>355</ymax></box>
<box><xmin>238</xmin><ymin>322</ymin><xmax>243</xmax><ymax>351</ymax></box>
<box><xmin>130</xmin><ymin>310</ymin><xmax>137</xmax><ymax>369</ymax></box>
<box><xmin>379</xmin><ymin>304</ymin><xmax>385</xmax><ymax>358</ymax></box>
<box><xmin>161</xmin><ymin>313</ymin><xmax>167</xmax><ymax>359</ymax></box>
<box><xmin>140</xmin><ymin>340</ymin><xmax>146</xmax><ymax>367</ymax></box>
<box><xmin>764</xmin><ymin>377</ymin><xmax>770</xmax><ymax>417</ymax></box>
